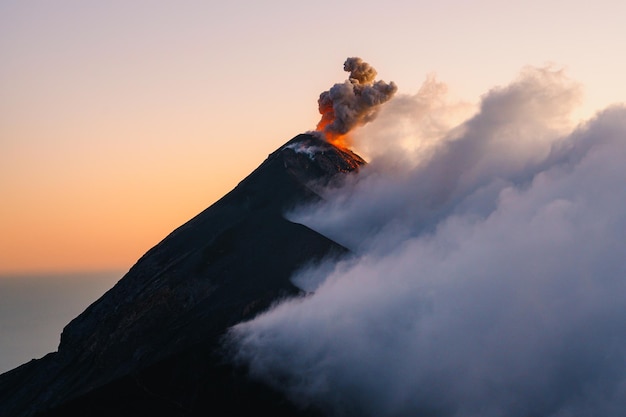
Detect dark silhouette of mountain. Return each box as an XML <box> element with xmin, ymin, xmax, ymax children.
<box><xmin>0</xmin><ymin>133</ymin><xmax>365</xmax><ymax>417</ymax></box>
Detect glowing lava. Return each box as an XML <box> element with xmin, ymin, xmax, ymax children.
<box><xmin>316</xmin><ymin>107</ymin><xmax>350</xmax><ymax>149</ymax></box>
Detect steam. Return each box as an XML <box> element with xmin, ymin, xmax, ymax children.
<box><xmin>316</xmin><ymin>57</ymin><xmax>398</xmax><ymax>145</ymax></box>
<box><xmin>229</xmin><ymin>66</ymin><xmax>626</xmax><ymax>416</ymax></box>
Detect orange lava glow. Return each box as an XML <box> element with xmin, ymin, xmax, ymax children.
<box><xmin>325</xmin><ymin>131</ymin><xmax>351</xmax><ymax>149</ymax></box>
<box><xmin>316</xmin><ymin>106</ymin><xmax>351</xmax><ymax>150</ymax></box>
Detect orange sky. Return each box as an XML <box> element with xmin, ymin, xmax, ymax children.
<box><xmin>2</xmin><ymin>1</ymin><xmax>625</xmax><ymax>274</ymax></box>
<box><xmin>0</xmin><ymin>103</ymin><xmax>309</xmax><ymax>273</ymax></box>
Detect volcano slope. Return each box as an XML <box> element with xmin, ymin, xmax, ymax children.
<box><xmin>0</xmin><ymin>133</ymin><xmax>365</xmax><ymax>417</ymax></box>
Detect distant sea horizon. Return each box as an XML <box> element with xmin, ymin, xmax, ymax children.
<box><xmin>0</xmin><ymin>270</ymin><xmax>124</xmax><ymax>374</ymax></box>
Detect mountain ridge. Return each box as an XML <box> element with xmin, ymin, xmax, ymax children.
<box><xmin>0</xmin><ymin>133</ymin><xmax>365</xmax><ymax>417</ymax></box>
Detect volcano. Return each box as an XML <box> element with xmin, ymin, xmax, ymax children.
<box><xmin>0</xmin><ymin>133</ymin><xmax>366</xmax><ymax>417</ymax></box>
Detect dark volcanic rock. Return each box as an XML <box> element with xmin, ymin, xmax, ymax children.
<box><xmin>0</xmin><ymin>133</ymin><xmax>365</xmax><ymax>417</ymax></box>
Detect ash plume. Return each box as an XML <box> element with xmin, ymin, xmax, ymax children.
<box><xmin>316</xmin><ymin>57</ymin><xmax>398</xmax><ymax>145</ymax></box>
<box><xmin>228</xmin><ymin>66</ymin><xmax>626</xmax><ymax>417</ymax></box>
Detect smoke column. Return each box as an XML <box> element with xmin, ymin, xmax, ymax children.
<box><xmin>316</xmin><ymin>57</ymin><xmax>398</xmax><ymax>147</ymax></box>
<box><xmin>229</xmin><ymin>66</ymin><xmax>626</xmax><ymax>417</ymax></box>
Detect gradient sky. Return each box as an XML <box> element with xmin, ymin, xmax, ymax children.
<box><xmin>2</xmin><ymin>0</ymin><xmax>625</xmax><ymax>274</ymax></box>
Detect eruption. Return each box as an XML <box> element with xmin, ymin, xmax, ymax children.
<box><xmin>230</xmin><ymin>66</ymin><xmax>626</xmax><ymax>417</ymax></box>
<box><xmin>316</xmin><ymin>57</ymin><xmax>398</xmax><ymax>148</ymax></box>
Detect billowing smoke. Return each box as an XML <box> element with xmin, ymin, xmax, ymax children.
<box><xmin>316</xmin><ymin>57</ymin><xmax>398</xmax><ymax>146</ymax></box>
<box><xmin>228</xmin><ymin>66</ymin><xmax>626</xmax><ymax>417</ymax></box>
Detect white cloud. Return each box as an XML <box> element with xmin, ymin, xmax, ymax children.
<box><xmin>229</xmin><ymin>67</ymin><xmax>626</xmax><ymax>417</ymax></box>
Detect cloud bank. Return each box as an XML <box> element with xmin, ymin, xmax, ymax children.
<box><xmin>229</xmin><ymin>66</ymin><xmax>626</xmax><ymax>417</ymax></box>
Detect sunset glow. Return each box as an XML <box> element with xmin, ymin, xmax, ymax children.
<box><xmin>2</xmin><ymin>1</ymin><xmax>626</xmax><ymax>274</ymax></box>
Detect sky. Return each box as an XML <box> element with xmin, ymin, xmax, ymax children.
<box><xmin>2</xmin><ymin>2</ymin><xmax>626</xmax><ymax>411</ymax></box>
<box><xmin>2</xmin><ymin>0</ymin><xmax>626</xmax><ymax>274</ymax></box>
